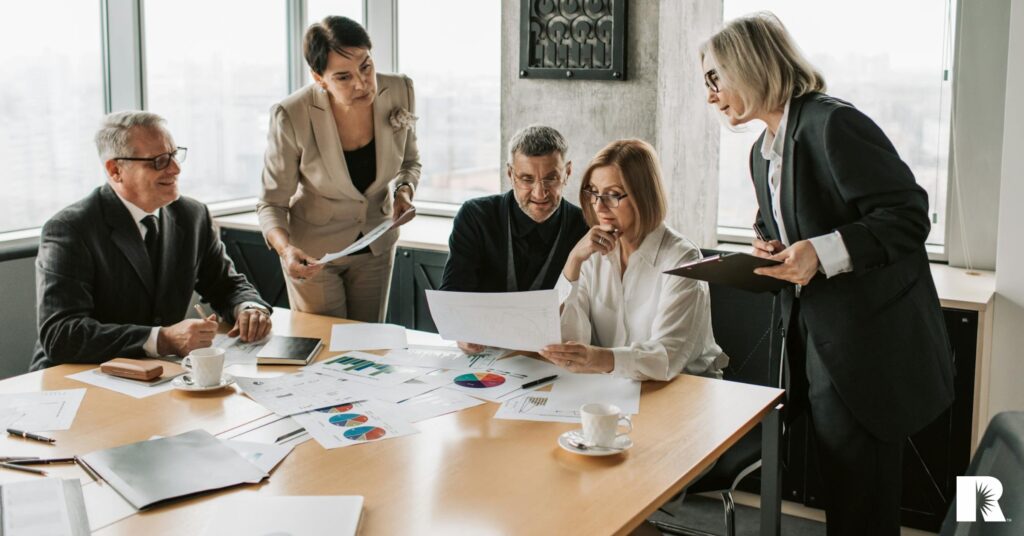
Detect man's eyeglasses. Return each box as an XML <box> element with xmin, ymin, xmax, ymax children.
<box><xmin>115</xmin><ymin>147</ymin><xmax>188</xmax><ymax>171</ymax></box>
<box><xmin>704</xmin><ymin>69</ymin><xmax>720</xmax><ymax>94</ymax></box>
<box><xmin>582</xmin><ymin>189</ymin><xmax>629</xmax><ymax>209</ymax></box>
<box><xmin>511</xmin><ymin>173</ymin><xmax>565</xmax><ymax>191</ymax></box>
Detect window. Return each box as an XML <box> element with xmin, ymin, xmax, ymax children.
<box><xmin>717</xmin><ymin>1</ymin><xmax>954</xmax><ymax>246</ymax></box>
<box><xmin>397</xmin><ymin>0</ymin><xmax>501</xmax><ymax>204</ymax></box>
<box><xmin>144</xmin><ymin>0</ymin><xmax>289</xmax><ymax>205</ymax></box>
<box><xmin>0</xmin><ymin>2</ymin><xmax>105</xmax><ymax>234</ymax></box>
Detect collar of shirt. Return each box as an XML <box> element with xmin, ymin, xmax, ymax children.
<box><xmin>510</xmin><ymin>197</ymin><xmax>562</xmax><ymax>243</ymax></box>
<box><xmin>111</xmin><ymin>187</ymin><xmax>161</xmax><ymax>238</ymax></box>
<box><xmin>759</xmin><ymin>98</ymin><xmax>792</xmax><ymax>163</ymax></box>
<box><xmin>629</xmin><ymin>223</ymin><xmax>668</xmax><ymax>268</ymax></box>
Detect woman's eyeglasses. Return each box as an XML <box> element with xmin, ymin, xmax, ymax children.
<box><xmin>704</xmin><ymin>69</ymin><xmax>720</xmax><ymax>94</ymax></box>
<box><xmin>115</xmin><ymin>147</ymin><xmax>188</xmax><ymax>170</ymax></box>
<box><xmin>582</xmin><ymin>189</ymin><xmax>629</xmax><ymax>208</ymax></box>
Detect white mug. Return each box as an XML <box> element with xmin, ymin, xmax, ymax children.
<box><xmin>181</xmin><ymin>347</ymin><xmax>225</xmax><ymax>387</ymax></box>
<box><xmin>580</xmin><ymin>403</ymin><xmax>632</xmax><ymax>448</ymax></box>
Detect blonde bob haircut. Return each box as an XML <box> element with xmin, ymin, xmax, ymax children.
<box><xmin>700</xmin><ymin>11</ymin><xmax>826</xmax><ymax>121</ymax></box>
<box><xmin>580</xmin><ymin>139</ymin><xmax>667</xmax><ymax>244</ymax></box>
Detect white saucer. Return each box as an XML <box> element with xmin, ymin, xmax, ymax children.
<box><xmin>171</xmin><ymin>373</ymin><xmax>235</xmax><ymax>392</ymax></box>
<box><xmin>558</xmin><ymin>429</ymin><xmax>633</xmax><ymax>456</ymax></box>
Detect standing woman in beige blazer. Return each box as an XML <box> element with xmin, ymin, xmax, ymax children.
<box><xmin>258</xmin><ymin>16</ymin><xmax>420</xmax><ymax>322</ymax></box>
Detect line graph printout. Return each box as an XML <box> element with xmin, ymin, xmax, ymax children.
<box><xmin>424</xmin><ymin>290</ymin><xmax>561</xmax><ymax>352</ymax></box>
<box><xmin>494</xmin><ymin>392</ymin><xmax>580</xmax><ymax>423</ymax></box>
<box><xmin>0</xmin><ymin>389</ymin><xmax>86</xmax><ymax>431</ymax></box>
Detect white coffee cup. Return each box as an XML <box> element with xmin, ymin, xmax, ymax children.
<box><xmin>580</xmin><ymin>403</ymin><xmax>632</xmax><ymax>448</ymax></box>
<box><xmin>181</xmin><ymin>347</ymin><xmax>225</xmax><ymax>387</ymax></box>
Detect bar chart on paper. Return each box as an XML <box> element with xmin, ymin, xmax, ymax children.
<box><xmin>307</xmin><ymin>352</ymin><xmax>434</xmax><ymax>387</ymax></box>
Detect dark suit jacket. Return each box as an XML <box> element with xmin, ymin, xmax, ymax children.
<box><xmin>751</xmin><ymin>92</ymin><xmax>954</xmax><ymax>442</ymax></box>
<box><xmin>31</xmin><ymin>185</ymin><xmax>268</xmax><ymax>371</ymax></box>
<box><xmin>440</xmin><ymin>191</ymin><xmax>589</xmax><ymax>292</ymax></box>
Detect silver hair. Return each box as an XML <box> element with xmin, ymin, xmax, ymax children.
<box><xmin>507</xmin><ymin>125</ymin><xmax>568</xmax><ymax>162</ymax></box>
<box><xmin>94</xmin><ymin>111</ymin><xmax>169</xmax><ymax>161</ymax></box>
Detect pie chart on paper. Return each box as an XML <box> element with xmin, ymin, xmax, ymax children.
<box><xmin>343</xmin><ymin>426</ymin><xmax>387</xmax><ymax>442</ymax></box>
<box><xmin>328</xmin><ymin>413</ymin><xmax>370</xmax><ymax>427</ymax></box>
<box><xmin>317</xmin><ymin>403</ymin><xmax>355</xmax><ymax>414</ymax></box>
<box><xmin>454</xmin><ymin>372</ymin><xmax>506</xmax><ymax>388</ymax></box>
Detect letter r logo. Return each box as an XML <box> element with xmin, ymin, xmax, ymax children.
<box><xmin>957</xmin><ymin>476</ymin><xmax>1006</xmax><ymax>522</ymax></box>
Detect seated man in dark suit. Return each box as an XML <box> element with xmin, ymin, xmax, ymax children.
<box><xmin>440</xmin><ymin>125</ymin><xmax>588</xmax><ymax>353</ymax></box>
<box><xmin>31</xmin><ymin>111</ymin><xmax>272</xmax><ymax>371</ymax></box>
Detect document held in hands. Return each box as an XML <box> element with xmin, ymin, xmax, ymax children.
<box><xmin>424</xmin><ymin>289</ymin><xmax>562</xmax><ymax>352</ymax></box>
<box><xmin>664</xmin><ymin>252</ymin><xmax>788</xmax><ymax>293</ymax></box>
<box><xmin>317</xmin><ymin>207</ymin><xmax>415</xmax><ymax>263</ymax></box>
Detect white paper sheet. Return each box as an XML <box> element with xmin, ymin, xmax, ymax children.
<box><xmin>317</xmin><ymin>207</ymin><xmax>414</xmax><ymax>263</ymax></box>
<box><xmin>424</xmin><ymin>289</ymin><xmax>562</xmax><ymax>352</ymax></box>
<box><xmin>222</xmin><ymin>439</ymin><xmax>293</xmax><ymax>474</ymax></box>
<box><xmin>0</xmin><ymin>388</ymin><xmax>86</xmax><ymax>431</ymax></box>
<box><xmin>494</xmin><ymin>391</ymin><xmax>581</xmax><ymax>423</ymax></box>
<box><xmin>201</xmin><ymin>496</ymin><xmax>363</xmax><ymax>536</ymax></box>
<box><xmin>234</xmin><ymin>371</ymin><xmax>362</xmax><ymax>416</ymax></box>
<box><xmin>291</xmin><ymin>400</ymin><xmax>418</xmax><ymax>450</ymax></box>
<box><xmin>375</xmin><ymin>346</ymin><xmax>508</xmax><ymax>371</ymax></box>
<box><xmin>405</xmin><ymin>328</ymin><xmax>457</xmax><ymax>348</ymax></box>
<box><xmin>305</xmin><ymin>351</ymin><xmax>433</xmax><ymax>387</ymax></box>
<box><xmin>0</xmin><ymin>478</ymin><xmax>89</xmax><ymax>536</ymax></box>
<box><xmin>391</xmin><ymin>389</ymin><xmax>485</xmax><ymax>422</ymax></box>
<box><xmin>545</xmin><ymin>373</ymin><xmax>641</xmax><ymax>415</ymax></box>
<box><xmin>219</xmin><ymin>414</ymin><xmax>312</xmax><ymax>448</ymax></box>
<box><xmin>67</xmin><ymin>368</ymin><xmax>175</xmax><ymax>399</ymax></box>
<box><xmin>329</xmin><ymin>323</ymin><xmax>408</xmax><ymax>351</ymax></box>
<box><xmin>212</xmin><ymin>333</ymin><xmax>266</xmax><ymax>365</ymax></box>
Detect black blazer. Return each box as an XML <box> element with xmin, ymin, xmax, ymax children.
<box><xmin>31</xmin><ymin>185</ymin><xmax>268</xmax><ymax>371</ymax></box>
<box><xmin>751</xmin><ymin>92</ymin><xmax>954</xmax><ymax>441</ymax></box>
<box><xmin>440</xmin><ymin>191</ymin><xmax>589</xmax><ymax>293</ymax></box>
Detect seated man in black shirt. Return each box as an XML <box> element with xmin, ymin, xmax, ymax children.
<box><xmin>440</xmin><ymin>125</ymin><xmax>589</xmax><ymax>353</ymax></box>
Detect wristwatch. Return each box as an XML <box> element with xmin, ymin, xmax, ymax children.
<box><xmin>392</xmin><ymin>181</ymin><xmax>415</xmax><ymax>199</ymax></box>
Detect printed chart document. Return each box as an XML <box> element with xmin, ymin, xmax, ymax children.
<box><xmin>317</xmin><ymin>208</ymin><xmax>415</xmax><ymax>263</ymax></box>
<box><xmin>201</xmin><ymin>495</ymin><xmax>363</xmax><ymax>536</ymax></box>
<box><xmin>0</xmin><ymin>388</ymin><xmax>86</xmax><ymax>431</ymax></box>
<box><xmin>291</xmin><ymin>400</ymin><xmax>418</xmax><ymax>450</ymax></box>
<box><xmin>0</xmin><ymin>478</ymin><xmax>90</xmax><ymax>536</ymax></box>
<box><xmin>67</xmin><ymin>368</ymin><xmax>175</xmax><ymax>399</ymax></box>
<box><xmin>495</xmin><ymin>392</ymin><xmax>580</xmax><ymax>423</ymax></box>
<box><xmin>425</xmin><ymin>289</ymin><xmax>561</xmax><ymax>352</ymax></box>
<box><xmin>329</xmin><ymin>323</ymin><xmax>408</xmax><ymax>351</ymax></box>
<box><xmin>220</xmin><ymin>414</ymin><xmax>312</xmax><ymax>448</ymax></box>
<box><xmin>235</xmin><ymin>371</ymin><xmax>361</xmax><ymax>416</ymax></box>
<box><xmin>306</xmin><ymin>351</ymin><xmax>434</xmax><ymax>387</ymax></box>
<box><xmin>392</xmin><ymin>389</ymin><xmax>485</xmax><ymax>423</ymax></box>
<box><xmin>376</xmin><ymin>346</ymin><xmax>508</xmax><ymax>371</ymax></box>
<box><xmin>546</xmin><ymin>373</ymin><xmax>641</xmax><ymax>415</ymax></box>
<box><xmin>436</xmin><ymin>356</ymin><xmax>554</xmax><ymax>402</ymax></box>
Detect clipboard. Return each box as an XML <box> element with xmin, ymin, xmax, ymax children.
<box><xmin>664</xmin><ymin>252</ymin><xmax>791</xmax><ymax>293</ymax></box>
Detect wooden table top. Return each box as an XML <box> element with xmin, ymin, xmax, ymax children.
<box><xmin>0</xmin><ymin>309</ymin><xmax>783</xmax><ymax>536</ymax></box>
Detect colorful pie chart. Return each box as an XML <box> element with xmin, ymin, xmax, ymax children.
<box><xmin>328</xmin><ymin>413</ymin><xmax>370</xmax><ymax>427</ymax></box>
<box><xmin>317</xmin><ymin>403</ymin><xmax>355</xmax><ymax>414</ymax></box>
<box><xmin>454</xmin><ymin>372</ymin><xmax>506</xmax><ymax>388</ymax></box>
<box><xmin>343</xmin><ymin>426</ymin><xmax>387</xmax><ymax>441</ymax></box>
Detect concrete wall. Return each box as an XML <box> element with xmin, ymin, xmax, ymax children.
<box><xmin>987</xmin><ymin>0</ymin><xmax>1024</xmax><ymax>421</ymax></box>
<box><xmin>501</xmin><ymin>0</ymin><xmax>722</xmax><ymax>245</ymax></box>
<box><xmin>0</xmin><ymin>256</ymin><xmax>38</xmax><ymax>377</ymax></box>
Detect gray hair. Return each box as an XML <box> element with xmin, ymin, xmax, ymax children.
<box><xmin>507</xmin><ymin>125</ymin><xmax>568</xmax><ymax>163</ymax></box>
<box><xmin>94</xmin><ymin>111</ymin><xmax>169</xmax><ymax>161</ymax></box>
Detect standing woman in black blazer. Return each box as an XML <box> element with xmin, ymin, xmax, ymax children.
<box><xmin>700</xmin><ymin>13</ymin><xmax>953</xmax><ymax>535</ymax></box>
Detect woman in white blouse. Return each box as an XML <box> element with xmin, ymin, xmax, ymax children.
<box><xmin>539</xmin><ymin>139</ymin><xmax>727</xmax><ymax>381</ymax></box>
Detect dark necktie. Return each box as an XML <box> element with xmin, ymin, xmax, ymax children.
<box><xmin>142</xmin><ymin>215</ymin><xmax>161</xmax><ymax>275</ymax></box>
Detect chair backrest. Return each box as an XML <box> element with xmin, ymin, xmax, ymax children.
<box><xmin>701</xmin><ymin>248</ymin><xmax>783</xmax><ymax>389</ymax></box>
<box><xmin>939</xmin><ymin>411</ymin><xmax>1024</xmax><ymax>535</ymax></box>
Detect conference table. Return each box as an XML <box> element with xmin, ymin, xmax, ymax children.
<box><xmin>0</xmin><ymin>308</ymin><xmax>785</xmax><ymax>535</ymax></box>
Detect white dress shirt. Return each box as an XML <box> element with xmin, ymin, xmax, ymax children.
<box><xmin>761</xmin><ymin>99</ymin><xmax>853</xmax><ymax>278</ymax></box>
<box><xmin>112</xmin><ymin>189</ymin><xmax>267</xmax><ymax>357</ymax></box>
<box><xmin>556</xmin><ymin>224</ymin><xmax>728</xmax><ymax>381</ymax></box>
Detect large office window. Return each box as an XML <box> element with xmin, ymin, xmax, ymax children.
<box><xmin>0</xmin><ymin>2</ymin><xmax>105</xmax><ymax>234</ymax></box>
<box><xmin>144</xmin><ymin>0</ymin><xmax>289</xmax><ymax>205</ymax></box>
<box><xmin>397</xmin><ymin>0</ymin><xmax>501</xmax><ymax>204</ymax></box>
<box><xmin>717</xmin><ymin>1</ymin><xmax>954</xmax><ymax>246</ymax></box>
<box><xmin>307</xmin><ymin>0</ymin><xmax>364</xmax><ymax>29</ymax></box>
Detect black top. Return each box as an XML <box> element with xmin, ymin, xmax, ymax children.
<box><xmin>344</xmin><ymin>138</ymin><xmax>376</xmax><ymax>194</ymax></box>
<box><xmin>440</xmin><ymin>190</ymin><xmax>589</xmax><ymax>293</ymax></box>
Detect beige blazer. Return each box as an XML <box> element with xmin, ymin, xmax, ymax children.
<box><xmin>257</xmin><ymin>73</ymin><xmax>421</xmax><ymax>259</ymax></box>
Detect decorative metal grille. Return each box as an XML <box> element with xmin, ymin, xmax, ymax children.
<box><xmin>519</xmin><ymin>0</ymin><xmax>627</xmax><ymax>81</ymax></box>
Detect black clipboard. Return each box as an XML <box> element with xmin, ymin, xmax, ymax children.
<box><xmin>664</xmin><ymin>252</ymin><xmax>791</xmax><ymax>293</ymax></box>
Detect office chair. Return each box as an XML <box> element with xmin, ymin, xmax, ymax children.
<box><xmin>650</xmin><ymin>259</ymin><xmax>784</xmax><ymax>536</ymax></box>
<box><xmin>938</xmin><ymin>411</ymin><xmax>1024</xmax><ymax>536</ymax></box>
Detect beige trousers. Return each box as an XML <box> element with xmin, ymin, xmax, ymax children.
<box><xmin>282</xmin><ymin>248</ymin><xmax>394</xmax><ymax>323</ymax></box>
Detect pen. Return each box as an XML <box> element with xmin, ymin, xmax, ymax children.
<box><xmin>6</xmin><ymin>428</ymin><xmax>55</xmax><ymax>444</ymax></box>
<box><xmin>9</xmin><ymin>457</ymin><xmax>77</xmax><ymax>465</ymax></box>
<box><xmin>0</xmin><ymin>462</ymin><xmax>48</xmax><ymax>476</ymax></box>
<box><xmin>752</xmin><ymin>224</ymin><xmax>776</xmax><ymax>254</ymax></box>
<box><xmin>0</xmin><ymin>456</ymin><xmax>39</xmax><ymax>462</ymax></box>
<box><xmin>75</xmin><ymin>456</ymin><xmax>103</xmax><ymax>485</ymax></box>
<box><xmin>275</xmin><ymin>428</ymin><xmax>307</xmax><ymax>444</ymax></box>
<box><xmin>521</xmin><ymin>375</ymin><xmax>558</xmax><ymax>390</ymax></box>
<box><xmin>194</xmin><ymin>303</ymin><xmax>216</xmax><ymax>319</ymax></box>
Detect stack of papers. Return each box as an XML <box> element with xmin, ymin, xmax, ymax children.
<box><xmin>0</xmin><ymin>478</ymin><xmax>90</xmax><ymax>536</ymax></box>
<box><xmin>291</xmin><ymin>400</ymin><xmax>419</xmax><ymax>450</ymax></box>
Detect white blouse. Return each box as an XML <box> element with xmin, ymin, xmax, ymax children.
<box><xmin>556</xmin><ymin>223</ymin><xmax>728</xmax><ymax>381</ymax></box>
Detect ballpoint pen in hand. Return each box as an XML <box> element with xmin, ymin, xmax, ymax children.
<box><xmin>752</xmin><ymin>224</ymin><xmax>776</xmax><ymax>254</ymax></box>
<box><xmin>6</xmin><ymin>428</ymin><xmax>55</xmax><ymax>444</ymax></box>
